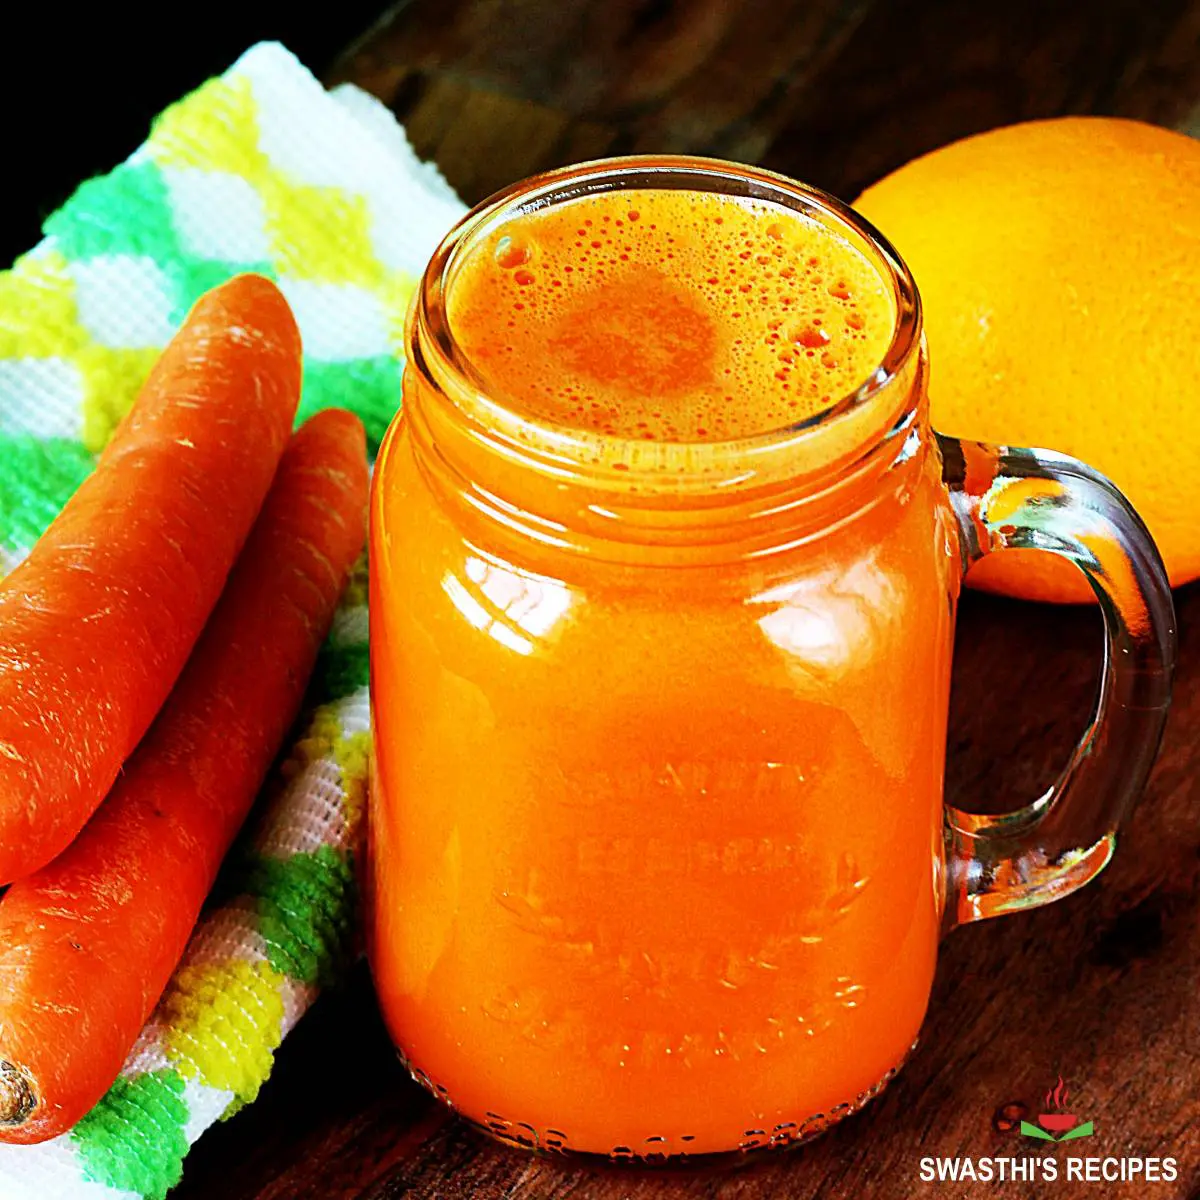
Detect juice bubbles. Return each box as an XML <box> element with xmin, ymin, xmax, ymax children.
<box><xmin>370</xmin><ymin>175</ymin><xmax>959</xmax><ymax>1158</ymax></box>
<box><xmin>448</xmin><ymin>191</ymin><xmax>895</xmax><ymax>440</ymax></box>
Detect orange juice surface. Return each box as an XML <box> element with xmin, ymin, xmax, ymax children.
<box><xmin>447</xmin><ymin>190</ymin><xmax>894</xmax><ymax>440</ymax></box>
<box><xmin>371</xmin><ymin>186</ymin><xmax>957</xmax><ymax>1157</ymax></box>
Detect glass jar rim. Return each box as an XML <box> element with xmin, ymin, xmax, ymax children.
<box><xmin>412</xmin><ymin>154</ymin><xmax>922</xmax><ymax>479</ymax></box>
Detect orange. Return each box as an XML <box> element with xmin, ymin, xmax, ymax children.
<box><xmin>855</xmin><ymin>117</ymin><xmax>1200</xmax><ymax>602</ymax></box>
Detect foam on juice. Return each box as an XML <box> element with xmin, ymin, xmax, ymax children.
<box><xmin>447</xmin><ymin>189</ymin><xmax>897</xmax><ymax>443</ymax></box>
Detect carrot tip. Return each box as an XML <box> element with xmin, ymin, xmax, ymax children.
<box><xmin>0</xmin><ymin>1060</ymin><xmax>35</xmax><ymax>1127</ymax></box>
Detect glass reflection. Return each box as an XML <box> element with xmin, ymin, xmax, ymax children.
<box><xmin>441</xmin><ymin>553</ymin><xmax>572</xmax><ymax>656</ymax></box>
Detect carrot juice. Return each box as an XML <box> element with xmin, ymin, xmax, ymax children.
<box><xmin>370</xmin><ymin>161</ymin><xmax>961</xmax><ymax>1159</ymax></box>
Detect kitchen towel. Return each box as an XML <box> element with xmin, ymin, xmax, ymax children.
<box><xmin>0</xmin><ymin>41</ymin><xmax>466</xmax><ymax>1200</ymax></box>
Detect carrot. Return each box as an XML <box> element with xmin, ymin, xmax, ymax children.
<box><xmin>0</xmin><ymin>274</ymin><xmax>302</xmax><ymax>884</ymax></box>
<box><xmin>0</xmin><ymin>409</ymin><xmax>368</xmax><ymax>1142</ymax></box>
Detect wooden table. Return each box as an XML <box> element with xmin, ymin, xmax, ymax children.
<box><xmin>179</xmin><ymin>2</ymin><xmax>1200</xmax><ymax>1195</ymax></box>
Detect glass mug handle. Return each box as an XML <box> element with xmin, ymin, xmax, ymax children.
<box><xmin>938</xmin><ymin>433</ymin><xmax>1177</xmax><ymax>929</ymax></box>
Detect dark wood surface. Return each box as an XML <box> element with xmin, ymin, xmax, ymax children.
<box><xmin>182</xmin><ymin>2</ymin><xmax>1200</xmax><ymax>1196</ymax></box>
